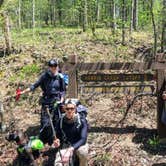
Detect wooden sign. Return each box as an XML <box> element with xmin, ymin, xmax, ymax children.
<box><xmin>81</xmin><ymin>74</ymin><xmax>155</xmax><ymax>82</ymax></box>
<box><xmin>80</xmin><ymin>84</ymin><xmax>154</xmax><ymax>94</ymax></box>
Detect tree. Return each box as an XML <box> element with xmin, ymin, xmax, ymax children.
<box><xmin>149</xmin><ymin>0</ymin><xmax>157</xmax><ymax>57</ymax></box>
<box><xmin>83</xmin><ymin>0</ymin><xmax>88</xmax><ymax>32</ymax></box>
<box><xmin>18</xmin><ymin>0</ymin><xmax>21</xmax><ymax>29</ymax></box>
<box><xmin>32</xmin><ymin>0</ymin><xmax>35</xmax><ymax>28</ymax></box>
<box><xmin>122</xmin><ymin>0</ymin><xmax>126</xmax><ymax>45</ymax></box>
<box><xmin>133</xmin><ymin>0</ymin><xmax>138</xmax><ymax>30</ymax></box>
<box><xmin>130</xmin><ymin>0</ymin><xmax>134</xmax><ymax>32</ymax></box>
<box><xmin>0</xmin><ymin>0</ymin><xmax>12</xmax><ymax>54</ymax></box>
<box><xmin>161</xmin><ymin>0</ymin><xmax>166</xmax><ymax>52</ymax></box>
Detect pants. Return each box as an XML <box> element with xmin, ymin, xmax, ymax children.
<box><xmin>39</xmin><ymin>103</ymin><xmax>61</xmax><ymax>145</ymax></box>
<box><xmin>54</xmin><ymin>144</ymin><xmax>89</xmax><ymax>166</ymax></box>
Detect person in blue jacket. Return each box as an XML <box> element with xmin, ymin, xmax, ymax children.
<box><xmin>20</xmin><ymin>59</ymin><xmax>66</xmax><ymax>145</ymax></box>
<box><xmin>54</xmin><ymin>99</ymin><xmax>88</xmax><ymax>166</ymax></box>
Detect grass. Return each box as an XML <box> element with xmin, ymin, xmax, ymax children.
<box><xmin>9</xmin><ymin>64</ymin><xmax>40</xmax><ymax>82</ymax></box>
<box><xmin>0</xmin><ymin>27</ymin><xmax>155</xmax><ymax>70</ymax></box>
<box><xmin>147</xmin><ymin>135</ymin><xmax>159</xmax><ymax>148</ymax></box>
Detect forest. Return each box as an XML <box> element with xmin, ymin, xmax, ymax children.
<box><xmin>0</xmin><ymin>0</ymin><xmax>166</xmax><ymax>166</ymax></box>
<box><xmin>0</xmin><ymin>0</ymin><xmax>165</xmax><ymax>54</ymax></box>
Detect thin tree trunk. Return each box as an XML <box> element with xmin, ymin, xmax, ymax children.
<box><xmin>83</xmin><ymin>0</ymin><xmax>88</xmax><ymax>32</ymax></box>
<box><xmin>161</xmin><ymin>0</ymin><xmax>166</xmax><ymax>52</ymax></box>
<box><xmin>111</xmin><ymin>0</ymin><xmax>116</xmax><ymax>31</ymax></box>
<box><xmin>133</xmin><ymin>0</ymin><xmax>138</xmax><ymax>30</ymax></box>
<box><xmin>122</xmin><ymin>0</ymin><xmax>125</xmax><ymax>45</ymax></box>
<box><xmin>97</xmin><ymin>0</ymin><xmax>100</xmax><ymax>23</ymax></box>
<box><xmin>57</xmin><ymin>0</ymin><xmax>62</xmax><ymax>25</ymax></box>
<box><xmin>1</xmin><ymin>13</ymin><xmax>12</xmax><ymax>54</ymax></box>
<box><xmin>130</xmin><ymin>0</ymin><xmax>134</xmax><ymax>33</ymax></box>
<box><xmin>18</xmin><ymin>0</ymin><xmax>21</xmax><ymax>29</ymax></box>
<box><xmin>53</xmin><ymin>0</ymin><xmax>56</xmax><ymax>26</ymax></box>
<box><xmin>32</xmin><ymin>0</ymin><xmax>35</xmax><ymax>28</ymax></box>
<box><xmin>149</xmin><ymin>0</ymin><xmax>157</xmax><ymax>57</ymax></box>
<box><xmin>112</xmin><ymin>0</ymin><xmax>116</xmax><ymax>30</ymax></box>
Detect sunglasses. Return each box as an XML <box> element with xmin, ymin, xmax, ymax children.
<box><xmin>66</xmin><ymin>107</ymin><xmax>75</xmax><ymax>111</ymax></box>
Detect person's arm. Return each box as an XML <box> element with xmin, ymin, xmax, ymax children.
<box><xmin>72</xmin><ymin>119</ymin><xmax>88</xmax><ymax>150</ymax></box>
<box><xmin>20</xmin><ymin>73</ymin><xmax>45</xmax><ymax>95</ymax></box>
<box><xmin>20</xmin><ymin>87</ymin><xmax>31</xmax><ymax>94</ymax></box>
<box><xmin>60</xmin><ymin>77</ymin><xmax>66</xmax><ymax>103</ymax></box>
<box><xmin>30</xmin><ymin>73</ymin><xmax>45</xmax><ymax>92</ymax></box>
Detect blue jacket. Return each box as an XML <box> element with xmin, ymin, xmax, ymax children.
<box><xmin>30</xmin><ymin>70</ymin><xmax>66</xmax><ymax>101</ymax></box>
<box><xmin>56</xmin><ymin>116</ymin><xmax>88</xmax><ymax>150</ymax></box>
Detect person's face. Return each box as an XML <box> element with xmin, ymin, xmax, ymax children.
<box><xmin>49</xmin><ymin>66</ymin><xmax>58</xmax><ymax>74</ymax></box>
<box><xmin>65</xmin><ymin>103</ymin><xmax>76</xmax><ymax>120</ymax></box>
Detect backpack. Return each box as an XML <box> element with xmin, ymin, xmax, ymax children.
<box><xmin>59</xmin><ymin>73</ymin><xmax>69</xmax><ymax>85</ymax></box>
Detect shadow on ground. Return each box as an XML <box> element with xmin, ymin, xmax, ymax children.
<box><xmin>26</xmin><ymin>125</ymin><xmax>40</xmax><ymax>137</ymax></box>
<box><xmin>90</xmin><ymin>125</ymin><xmax>166</xmax><ymax>156</ymax></box>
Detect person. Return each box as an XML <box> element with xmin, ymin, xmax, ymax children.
<box><xmin>161</xmin><ymin>91</ymin><xmax>166</xmax><ymax>125</ymax></box>
<box><xmin>19</xmin><ymin>59</ymin><xmax>66</xmax><ymax>145</ymax></box>
<box><xmin>54</xmin><ymin>100</ymin><xmax>88</xmax><ymax>166</ymax></box>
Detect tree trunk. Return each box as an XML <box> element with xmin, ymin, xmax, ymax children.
<box><xmin>111</xmin><ymin>0</ymin><xmax>116</xmax><ymax>31</ymax></box>
<box><xmin>1</xmin><ymin>13</ymin><xmax>12</xmax><ymax>54</ymax></box>
<box><xmin>130</xmin><ymin>0</ymin><xmax>134</xmax><ymax>33</ymax></box>
<box><xmin>57</xmin><ymin>0</ymin><xmax>62</xmax><ymax>25</ymax></box>
<box><xmin>83</xmin><ymin>0</ymin><xmax>88</xmax><ymax>32</ymax></box>
<box><xmin>133</xmin><ymin>0</ymin><xmax>138</xmax><ymax>30</ymax></box>
<box><xmin>96</xmin><ymin>0</ymin><xmax>100</xmax><ymax>23</ymax></box>
<box><xmin>18</xmin><ymin>0</ymin><xmax>21</xmax><ymax>29</ymax></box>
<box><xmin>149</xmin><ymin>0</ymin><xmax>157</xmax><ymax>57</ymax></box>
<box><xmin>32</xmin><ymin>0</ymin><xmax>35</xmax><ymax>28</ymax></box>
<box><xmin>122</xmin><ymin>0</ymin><xmax>125</xmax><ymax>45</ymax></box>
<box><xmin>161</xmin><ymin>0</ymin><xmax>166</xmax><ymax>52</ymax></box>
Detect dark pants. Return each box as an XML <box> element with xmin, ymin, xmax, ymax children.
<box><xmin>39</xmin><ymin>102</ymin><xmax>61</xmax><ymax>145</ymax></box>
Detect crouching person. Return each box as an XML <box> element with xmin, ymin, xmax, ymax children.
<box><xmin>54</xmin><ymin>100</ymin><xmax>88</xmax><ymax>166</ymax></box>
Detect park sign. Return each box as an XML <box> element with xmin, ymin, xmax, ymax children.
<box><xmin>81</xmin><ymin>73</ymin><xmax>155</xmax><ymax>82</ymax></box>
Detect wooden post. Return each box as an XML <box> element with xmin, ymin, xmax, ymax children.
<box><xmin>68</xmin><ymin>55</ymin><xmax>78</xmax><ymax>98</ymax></box>
<box><xmin>157</xmin><ymin>69</ymin><xmax>166</xmax><ymax>139</ymax></box>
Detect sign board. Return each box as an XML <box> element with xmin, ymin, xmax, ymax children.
<box><xmin>80</xmin><ymin>85</ymin><xmax>154</xmax><ymax>94</ymax></box>
<box><xmin>81</xmin><ymin>74</ymin><xmax>155</xmax><ymax>82</ymax></box>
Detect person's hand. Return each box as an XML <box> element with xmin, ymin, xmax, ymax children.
<box><xmin>53</xmin><ymin>139</ymin><xmax>60</xmax><ymax>148</ymax></box>
<box><xmin>162</xmin><ymin>92</ymin><xmax>166</xmax><ymax>100</ymax></box>
<box><xmin>68</xmin><ymin>147</ymin><xmax>74</xmax><ymax>153</ymax></box>
<box><xmin>60</xmin><ymin>97</ymin><xmax>64</xmax><ymax>103</ymax></box>
<box><xmin>61</xmin><ymin>147</ymin><xmax>74</xmax><ymax>163</ymax></box>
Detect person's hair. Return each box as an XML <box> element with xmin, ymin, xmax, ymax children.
<box><xmin>65</xmin><ymin>99</ymin><xmax>76</xmax><ymax>107</ymax></box>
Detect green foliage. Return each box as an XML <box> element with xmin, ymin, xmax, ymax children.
<box><xmin>0</xmin><ymin>0</ymin><xmax>163</xmax><ymax>32</ymax></box>
<box><xmin>148</xmin><ymin>135</ymin><xmax>159</xmax><ymax>148</ymax></box>
<box><xmin>10</xmin><ymin>64</ymin><xmax>40</xmax><ymax>82</ymax></box>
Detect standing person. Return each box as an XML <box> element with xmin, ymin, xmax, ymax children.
<box><xmin>54</xmin><ymin>100</ymin><xmax>88</xmax><ymax>166</ymax></box>
<box><xmin>19</xmin><ymin>59</ymin><xmax>66</xmax><ymax>145</ymax></box>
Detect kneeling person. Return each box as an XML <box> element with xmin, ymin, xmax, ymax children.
<box><xmin>54</xmin><ymin>100</ymin><xmax>88</xmax><ymax>166</ymax></box>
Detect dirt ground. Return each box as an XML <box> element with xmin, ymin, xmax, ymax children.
<box><xmin>0</xmin><ymin>29</ymin><xmax>164</xmax><ymax>166</ymax></box>
<box><xmin>1</xmin><ymin>91</ymin><xmax>166</xmax><ymax>166</ymax></box>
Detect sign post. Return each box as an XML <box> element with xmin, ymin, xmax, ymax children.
<box><xmin>68</xmin><ymin>55</ymin><xmax>78</xmax><ymax>98</ymax></box>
